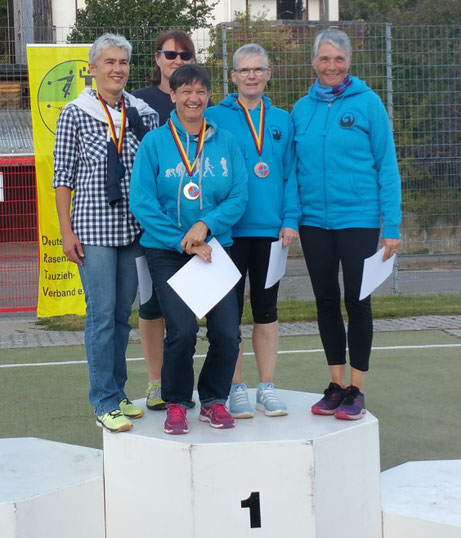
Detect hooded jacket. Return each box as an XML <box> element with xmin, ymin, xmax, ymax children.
<box><xmin>130</xmin><ymin>110</ymin><xmax>248</xmax><ymax>252</ymax></box>
<box><xmin>291</xmin><ymin>76</ymin><xmax>401</xmax><ymax>238</ymax></box>
<box><xmin>205</xmin><ymin>93</ymin><xmax>300</xmax><ymax>238</ymax></box>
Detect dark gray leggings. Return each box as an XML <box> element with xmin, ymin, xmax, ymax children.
<box><xmin>299</xmin><ymin>226</ymin><xmax>380</xmax><ymax>372</ymax></box>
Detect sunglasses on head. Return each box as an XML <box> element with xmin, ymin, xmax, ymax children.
<box><xmin>157</xmin><ymin>50</ymin><xmax>194</xmax><ymax>61</ymax></box>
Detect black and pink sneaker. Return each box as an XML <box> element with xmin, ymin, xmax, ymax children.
<box><xmin>311</xmin><ymin>382</ymin><xmax>346</xmax><ymax>415</ymax></box>
<box><xmin>164</xmin><ymin>404</ymin><xmax>189</xmax><ymax>434</ymax></box>
<box><xmin>335</xmin><ymin>385</ymin><xmax>366</xmax><ymax>420</ymax></box>
<box><xmin>199</xmin><ymin>404</ymin><xmax>235</xmax><ymax>429</ymax></box>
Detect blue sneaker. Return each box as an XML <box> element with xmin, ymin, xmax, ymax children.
<box><xmin>228</xmin><ymin>383</ymin><xmax>254</xmax><ymax>418</ymax></box>
<box><xmin>256</xmin><ymin>382</ymin><xmax>288</xmax><ymax>416</ymax></box>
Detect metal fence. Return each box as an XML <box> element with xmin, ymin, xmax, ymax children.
<box><xmin>0</xmin><ymin>21</ymin><xmax>460</xmax><ymax>310</ymax></box>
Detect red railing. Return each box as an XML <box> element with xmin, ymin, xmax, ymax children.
<box><xmin>0</xmin><ymin>156</ymin><xmax>38</xmax><ymax>312</ymax></box>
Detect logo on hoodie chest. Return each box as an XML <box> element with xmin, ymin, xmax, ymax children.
<box><xmin>339</xmin><ymin>112</ymin><xmax>355</xmax><ymax>129</ymax></box>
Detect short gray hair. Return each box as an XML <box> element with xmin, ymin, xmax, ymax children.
<box><xmin>89</xmin><ymin>33</ymin><xmax>132</xmax><ymax>65</ymax></box>
<box><xmin>233</xmin><ymin>43</ymin><xmax>269</xmax><ymax>70</ymax></box>
<box><xmin>312</xmin><ymin>29</ymin><xmax>352</xmax><ymax>60</ymax></box>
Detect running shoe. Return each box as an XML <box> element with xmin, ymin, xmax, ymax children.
<box><xmin>146</xmin><ymin>382</ymin><xmax>166</xmax><ymax>410</ymax></box>
<box><xmin>311</xmin><ymin>382</ymin><xmax>346</xmax><ymax>416</ymax></box>
<box><xmin>228</xmin><ymin>383</ymin><xmax>254</xmax><ymax>418</ymax></box>
<box><xmin>164</xmin><ymin>404</ymin><xmax>189</xmax><ymax>434</ymax></box>
<box><xmin>120</xmin><ymin>397</ymin><xmax>144</xmax><ymax>418</ymax></box>
<box><xmin>255</xmin><ymin>382</ymin><xmax>288</xmax><ymax>416</ymax></box>
<box><xmin>200</xmin><ymin>404</ymin><xmax>235</xmax><ymax>428</ymax></box>
<box><xmin>335</xmin><ymin>385</ymin><xmax>366</xmax><ymax>420</ymax></box>
<box><xmin>96</xmin><ymin>409</ymin><xmax>132</xmax><ymax>433</ymax></box>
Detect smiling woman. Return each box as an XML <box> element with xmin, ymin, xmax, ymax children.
<box><xmin>129</xmin><ymin>64</ymin><xmax>248</xmax><ymax>436</ymax></box>
<box><xmin>291</xmin><ymin>28</ymin><xmax>402</xmax><ymax>420</ymax></box>
<box><xmin>88</xmin><ymin>47</ymin><xmax>130</xmax><ymax>107</ymax></box>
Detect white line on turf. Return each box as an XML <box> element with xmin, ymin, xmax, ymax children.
<box><xmin>1</xmin><ymin>343</ymin><xmax>461</xmax><ymax>368</ymax></box>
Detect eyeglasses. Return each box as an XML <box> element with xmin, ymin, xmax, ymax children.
<box><xmin>157</xmin><ymin>50</ymin><xmax>194</xmax><ymax>61</ymax></box>
<box><xmin>234</xmin><ymin>67</ymin><xmax>268</xmax><ymax>78</ymax></box>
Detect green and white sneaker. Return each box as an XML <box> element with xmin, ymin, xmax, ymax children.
<box><xmin>120</xmin><ymin>397</ymin><xmax>144</xmax><ymax>418</ymax></box>
<box><xmin>146</xmin><ymin>382</ymin><xmax>166</xmax><ymax>410</ymax></box>
<box><xmin>96</xmin><ymin>409</ymin><xmax>132</xmax><ymax>433</ymax></box>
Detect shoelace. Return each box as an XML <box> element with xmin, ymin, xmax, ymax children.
<box><xmin>342</xmin><ymin>387</ymin><xmax>360</xmax><ymax>405</ymax></box>
<box><xmin>120</xmin><ymin>397</ymin><xmax>131</xmax><ymax>406</ymax></box>
<box><xmin>232</xmin><ymin>388</ymin><xmax>249</xmax><ymax>405</ymax></box>
<box><xmin>106</xmin><ymin>409</ymin><xmax>123</xmax><ymax>418</ymax></box>
<box><xmin>209</xmin><ymin>404</ymin><xmax>228</xmax><ymax>417</ymax></box>
<box><xmin>167</xmin><ymin>404</ymin><xmax>186</xmax><ymax>422</ymax></box>
<box><xmin>259</xmin><ymin>388</ymin><xmax>280</xmax><ymax>403</ymax></box>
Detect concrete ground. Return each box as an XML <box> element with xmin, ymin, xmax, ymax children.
<box><xmin>1</xmin><ymin>311</ymin><xmax>461</xmax><ymax>348</ymax></box>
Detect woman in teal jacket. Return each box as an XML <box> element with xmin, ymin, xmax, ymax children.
<box><xmin>205</xmin><ymin>44</ymin><xmax>300</xmax><ymax>419</ymax></box>
<box><xmin>292</xmin><ymin>29</ymin><xmax>401</xmax><ymax>420</ymax></box>
<box><xmin>130</xmin><ymin>65</ymin><xmax>248</xmax><ymax>435</ymax></box>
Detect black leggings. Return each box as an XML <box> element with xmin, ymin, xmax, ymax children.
<box><xmin>299</xmin><ymin>226</ymin><xmax>380</xmax><ymax>372</ymax></box>
<box><xmin>230</xmin><ymin>236</ymin><xmax>279</xmax><ymax>324</ymax></box>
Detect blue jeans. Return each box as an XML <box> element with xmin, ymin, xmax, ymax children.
<box><xmin>144</xmin><ymin>248</ymin><xmax>240</xmax><ymax>408</ymax></box>
<box><xmin>78</xmin><ymin>237</ymin><xmax>142</xmax><ymax>415</ymax></box>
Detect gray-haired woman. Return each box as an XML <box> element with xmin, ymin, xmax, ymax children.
<box><xmin>292</xmin><ymin>28</ymin><xmax>401</xmax><ymax>420</ymax></box>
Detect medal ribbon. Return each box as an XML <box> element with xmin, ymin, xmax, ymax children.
<box><xmin>237</xmin><ymin>98</ymin><xmax>265</xmax><ymax>156</ymax></box>
<box><xmin>97</xmin><ymin>92</ymin><xmax>126</xmax><ymax>155</ymax></box>
<box><xmin>169</xmin><ymin>118</ymin><xmax>206</xmax><ymax>177</ymax></box>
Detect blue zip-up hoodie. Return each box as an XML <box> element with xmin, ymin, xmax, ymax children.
<box><xmin>130</xmin><ymin>110</ymin><xmax>248</xmax><ymax>252</ymax></box>
<box><xmin>291</xmin><ymin>76</ymin><xmax>401</xmax><ymax>238</ymax></box>
<box><xmin>205</xmin><ymin>93</ymin><xmax>300</xmax><ymax>238</ymax></box>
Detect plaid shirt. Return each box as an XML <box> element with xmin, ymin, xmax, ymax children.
<box><xmin>53</xmin><ymin>90</ymin><xmax>158</xmax><ymax>246</ymax></box>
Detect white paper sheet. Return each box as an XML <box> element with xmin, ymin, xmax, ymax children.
<box><xmin>265</xmin><ymin>239</ymin><xmax>289</xmax><ymax>289</ymax></box>
<box><xmin>167</xmin><ymin>238</ymin><xmax>242</xmax><ymax>319</ymax></box>
<box><xmin>359</xmin><ymin>247</ymin><xmax>396</xmax><ymax>300</ymax></box>
<box><xmin>135</xmin><ymin>255</ymin><xmax>153</xmax><ymax>305</ymax></box>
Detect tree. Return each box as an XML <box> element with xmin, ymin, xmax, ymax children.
<box><xmin>340</xmin><ymin>0</ymin><xmax>461</xmax><ymax>24</ymax></box>
<box><xmin>69</xmin><ymin>0</ymin><xmax>215</xmax><ymax>36</ymax></box>
<box><xmin>67</xmin><ymin>0</ymin><xmax>217</xmax><ymax>90</ymax></box>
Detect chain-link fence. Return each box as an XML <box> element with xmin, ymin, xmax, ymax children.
<box><xmin>0</xmin><ymin>21</ymin><xmax>460</xmax><ymax>310</ymax></box>
<box><xmin>1</xmin><ymin>21</ymin><xmax>460</xmax><ymax>256</ymax></box>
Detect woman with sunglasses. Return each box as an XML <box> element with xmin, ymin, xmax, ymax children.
<box><xmin>132</xmin><ymin>30</ymin><xmax>198</xmax><ymax>413</ymax></box>
<box><xmin>134</xmin><ymin>30</ymin><xmax>196</xmax><ymax>125</ymax></box>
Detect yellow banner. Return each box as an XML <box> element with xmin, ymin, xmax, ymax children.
<box><xmin>27</xmin><ymin>45</ymin><xmax>95</xmax><ymax>317</ymax></box>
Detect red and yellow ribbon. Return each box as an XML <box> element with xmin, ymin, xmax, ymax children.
<box><xmin>97</xmin><ymin>92</ymin><xmax>126</xmax><ymax>155</ymax></box>
<box><xmin>169</xmin><ymin>118</ymin><xmax>206</xmax><ymax>177</ymax></box>
<box><xmin>237</xmin><ymin>98</ymin><xmax>265</xmax><ymax>156</ymax></box>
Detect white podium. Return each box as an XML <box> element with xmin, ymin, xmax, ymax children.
<box><xmin>104</xmin><ymin>389</ymin><xmax>382</xmax><ymax>538</ymax></box>
<box><xmin>0</xmin><ymin>437</ymin><xmax>104</xmax><ymax>538</ymax></box>
<box><xmin>381</xmin><ymin>460</ymin><xmax>461</xmax><ymax>538</ymax></box>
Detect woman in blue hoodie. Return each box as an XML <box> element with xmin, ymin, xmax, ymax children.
<box><xmin>205</xmin><ymin>44</ymin><xmax>300</xmax><ymax>420</ymax></box>
<box><xmin>130</xmin><ymin>65</ymin><xmax>248</xmax><ymax>435</ymax></box>
<box><xmin>292</xmin><ymin>29</ymin><xmax>401</xmax><ymax>420</ymax></box>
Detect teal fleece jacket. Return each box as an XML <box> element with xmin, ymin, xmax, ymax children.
<box><xmin>205</xmin><ymin>93</ymin><xmax>300</xmax><ymax>238</ymax></box>
<box><xmin>130</xmin><ymin>110</ymin><xmax>248</xmax><ymax>252</ymax></box>
<box><xmin>291</xmin><ymin>76</ymin><xmax>401</xmax><ymax>238</ymax></box>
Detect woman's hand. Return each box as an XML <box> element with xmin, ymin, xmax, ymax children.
<box><xmin>181</xmin><ymin>221</ymin><xmax>209</xmax><ymax>253</ymax></box>
<box><xmin>279</xmin><ymin>227</ymin><xmax>299</xmax><ymax>248</ymax></box>
<box><xmin>62</xmin><ymin>231</ymin><xmax>84</xmax><ymax>266</ymax></box>
<box><xmin>189</xmin><ymin>242</ymin><xmax>212</xmax><ymax>263</ymax></box>
<box><xmin>381</xmin><ymin>237</ymin><xmax>401</xmax><ymax>261</ymax></box>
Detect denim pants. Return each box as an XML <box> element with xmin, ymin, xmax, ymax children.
<box><xmin>78</xmin><ymin>237</ymin><xmax>142</xmax><ymax>415</ymax></box>
<box><xmin>144</xmin><ymin>248</ymin><xmax>240</xmax><ymax>408</ymax></box>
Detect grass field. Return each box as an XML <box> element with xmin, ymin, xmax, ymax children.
<box><xmin>1</xmin><ymin>329</ymin><xmax>460</xmax><ymax>471</ymax></box>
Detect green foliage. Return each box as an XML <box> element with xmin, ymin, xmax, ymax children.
<box><xmin>67</xmin><ymin>0</ymin><xmax>217</xmax><ymax>90</ymax></box>
<box><xmin>204</xmin><ymin>11</ymin><xmax>313</xmax><ymax>111</ymax></box>
<box><xmin>340</xmin><ymin>0</ymin><xmax>461</xmax><ymax>24</ymax></box>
